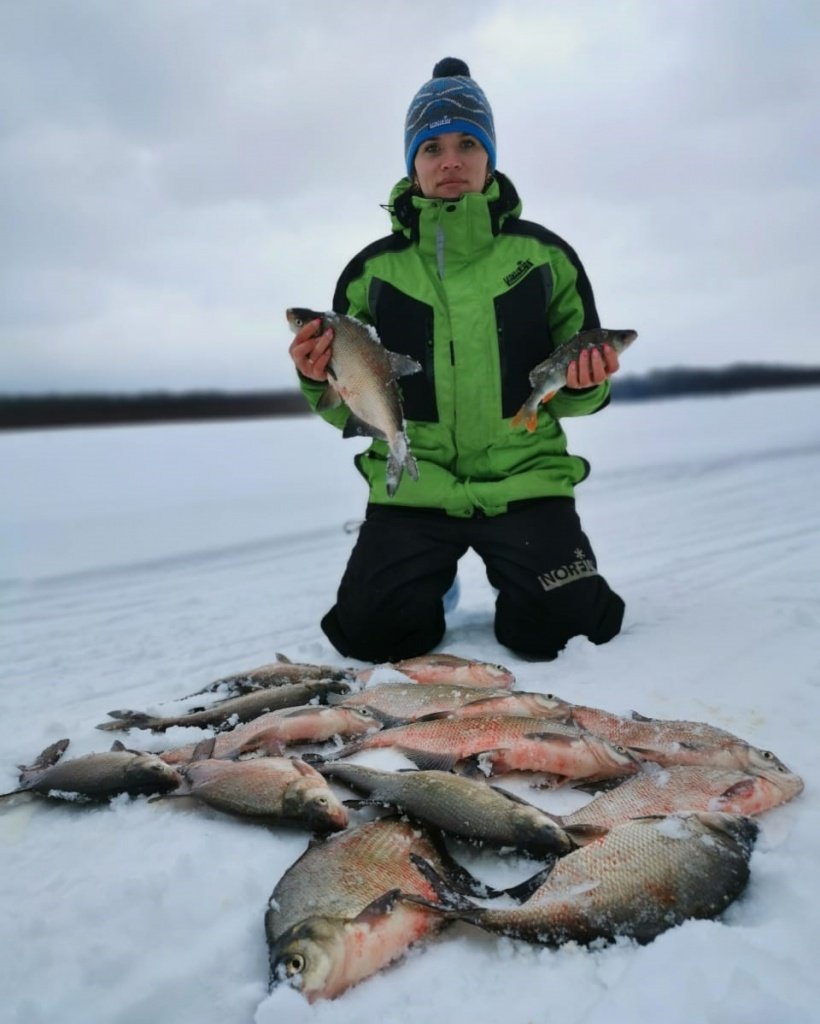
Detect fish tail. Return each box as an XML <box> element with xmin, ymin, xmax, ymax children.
<box><xmin>404</xmin><ymin>450</ymin><xmax>419</xmax><ymax>482</ymax></box>
<box><xmin>511</xmin><ymin>403</ymin><xmax>539</xmax><ymax>432</ymax></box>
<box><xmin>386</xmin><ymin>432</ymin><xmax>419</xmax><ymax>497</ymax></box>
<box><xmin>386</xmin><ymin>456</ymin><xmax>400</xmax><ymax>497</ymax></box>
<box><xmin>408</xmin><ymin>853</ymin><xmax>481</xmax><ymax>914</ymax></box>
<box><xmin>0</xmin><ymin>789</ymin><xmax>35</xmax><ymax>803</ymax></box>
<box><xmin>302</xmin><ymin>735</ymin><xmax>363</xmax><ymax>765</ymax></box>
<box><xmin>14</xmin><ymin>738</ymin><xmax>71</xmax><ymax>791</ymax></box>
<box><xmin>95</xmin><ymin>711</ymin><xmax>162</xmax><ymax>732</ymax></box>
<box><xmin>17</xmin><ymin>738</ymin><xmax>69</xmax><ymax>775</ymax></box>
<box><xmin>502</xmin><ymin>860</ymin><xmax>559</xmax><ymax>902</ymax></box>
<box><xmin>510</xmin><ymin>406</ymin><xmax>527</xmax><ymax>429</ymax></box>
<box><xmin>329</xmin><ymin>737</ymin><xmax>366</xmax><ymax>759</ymax></box>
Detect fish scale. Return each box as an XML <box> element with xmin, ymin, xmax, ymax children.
<box><xmin>96</xmin><ymin>678</ymin><xmax>351</xmax><ymax>733</ymax></box>
<box><xmin>412</xmin><ymin>812</ymin><xmax>758</xmax><ymax>946</ymax></box>
<box><xmin>331</xmin><ymin>714</ymin><xmax>638</xmax><ymax>781</ymax></box>
<box><xmin>317</xmin><ymin>762</ymin><xmax>576</xmax><ymax>855</ymax></box>
<box><xmin>566</xmin><ymin>704</ymin><xmax>795</xmax><ymax>774</ymax></box>
<box><xmin>268</xmin><ymin>819</ymin><xmax>445</xmax><ymax>941</ymax></box>
<box><xmin>334</xmin><ymin>683</ymin><xmax>515</xmax><ymax>723</ymax></box>
<box><xmin>561</xmin><ymin>763</ymin><xmax>804</xmax><ymax>831</ymax></box>
<box><xmin>479</xmin><ymin>812</ymin><xmax>756</xmax><ymax>943</ymax></box>
<box><xmin>2</xmin><ymin>739</ymin><xmax>182</xmax><ymax>801</ymax></box>
<box><xmin>174</xmin><ymin>756</ymin><xmax>349</xmax><ymax>831</ymax></box>
<box><xmin>265</xmin><ymin>818</ymin><xmax>451</xmax><ymax>1000</ymax></box>
<box><xmin>158</xmin><ymin>705</ymin><xmax>379</xmax><ymax>764</ymax></box>
<box><xmin>184</xmin><ymin>659</ymin><xmax>349</xmax><ymax>698</ymax></box>
<box><xmin>286</xmin><ymin>308</ymin><xmax>421</xmax><ymax>497</ymax></box>
<box><xmin>512</xmin><ymin>327</ymin><xmax>638</xmax><ymax>432</ymax></box>
<box><xmin>355</xmin><ymin>654</ymin><xmax>516</xmax><ymax>688</ymax></box>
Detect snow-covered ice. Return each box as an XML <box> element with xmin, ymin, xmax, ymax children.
<box><xmin>1</xmin><ymin>389</ymin><xmax>818</xmax><ymax>1023</ymax></box>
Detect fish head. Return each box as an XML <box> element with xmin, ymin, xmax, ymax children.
<box><xmin>468</xmin><ymin>662</ymin><xmax>516</xmax><ymax>688</ymax></box>
<box><xmin>606</xmin><ymin>328</ymin><xmax>638</xmax><ymax>353</ymax></box>
<box><xmin>338</xmin><ymin>707</ymin><xmax>384</xmax><ymax>736</ymax></box>
<box><xmin>286</xmin><ymin>308</ymin><xmax>324</xmax><ymax>335</ymax></box>
<box><xmin>512</xmin><ymin>805</ymin><xmax>577</xmax><ymax>856</ymax></box>
<box><xmin>576</xmin><ymin>327</ymin><xmax>637</xmax><ymax>356</ymax></box>
<box><xmin>520</xmin><ymin>692</ymin><xmax>573</xmax><ymax>717</ymax></box>
<box><xmin>738</xmin><ymin>745</ymin><xmax>804</xmax><ymax>799</ymax></box>
<box><xmin>730</xmin><ymin>742</ymin><xmax>795</xmax><ymax>779</ymax></box>
<box><xmin>768</xmin><ymin>767</ymin><xmax>805</xmax><ymax>802</ymax></box>
<box><xmin>121</xmin><ymin>754</ymin><xmax>183</xmax><ymax>795</ymax></box>
<box><xmin>268</xmin><ymin>917</ymin><xmax>347</xmax><ymax>1002</ymax></box>
<box><xmin>686</xmin><ymin>811</ymin><xmax>759</xmax><ymax>857</ymax></box>
<box><xmin>586</xmin><ymin>735</ymin><xmax>644</xmax><ymax>777</ymax></box>
<box><xmin>281</xmin><ymin>777</ymin><xmax>349</xmax><ymax>832</ymax></box>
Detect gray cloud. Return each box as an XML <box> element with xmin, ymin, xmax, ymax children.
<box><xmin>1</xmin><ymin>0</ymin><xmax>818</xmax><ymax>393</ymax></box>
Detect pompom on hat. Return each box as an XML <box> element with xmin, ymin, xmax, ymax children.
<box><xmin>404</xmin><ymin>57</ymin><xmax>496</xmax><ymax>176</ymax></box>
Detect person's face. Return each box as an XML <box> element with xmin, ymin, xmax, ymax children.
<box><xmin>413</xmin><ymin>131</ymin><xmax>489</xmax><ymax>200</ymax></box>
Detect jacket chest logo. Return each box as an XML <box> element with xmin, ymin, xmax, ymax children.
<box><xmin>503</xmin><ymin>259</ymin><xmax>534</xmax><ymax>287</ymax></box>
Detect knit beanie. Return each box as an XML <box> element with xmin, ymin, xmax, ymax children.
<box><xmin>404</xmin><ymin>57</ymin><xmax>496</xmax><ymax>176</ymax></box>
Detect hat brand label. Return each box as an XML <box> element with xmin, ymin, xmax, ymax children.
<box><xmin>428</xmin><ymin>116</ymin><xmax>453</xmax><ymax>130</ymax></box>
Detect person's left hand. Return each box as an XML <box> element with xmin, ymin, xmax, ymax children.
<box><xmin>565</xmin><ymin>344</ymin><xmax>620</xmax><ymax>389</ymax></box>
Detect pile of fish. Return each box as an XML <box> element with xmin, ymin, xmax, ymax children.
<box><xmin>1</xmin><ymin>652</ymin><xmax>803</xmax><ymax>1003</ymax></box>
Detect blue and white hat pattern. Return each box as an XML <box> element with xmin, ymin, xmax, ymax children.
<box><xmin>404</xmin><ymin>57</ymin><xmax>496</xmax><ymax>176</ymax></box>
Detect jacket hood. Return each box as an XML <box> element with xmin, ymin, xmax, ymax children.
<box><xmin>386</xmin><ymin>171</ymin><xmax>523</xmax><ymax>241</ymax></box>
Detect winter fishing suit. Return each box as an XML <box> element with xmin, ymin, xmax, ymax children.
<box><xmin>297</xmin><ymin>173</ymin><xmax>624</xmax><ymax>661</ymax></box>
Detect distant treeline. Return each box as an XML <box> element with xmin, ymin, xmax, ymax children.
<box><xmin>612</xmin><ymin>363</ymin><xmax>820</xmax><ymax>402</ymax></box>
<box><xmin>0</xmin><ymin>390</ymin><xmax>310</xmax><ymax>431</ymax></box>
<box><xmin>2</xmin><ymin>364</ymin><xmax>819</xmax><ymax>431</ymax></box>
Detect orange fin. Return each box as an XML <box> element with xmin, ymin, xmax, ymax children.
<box><xmin>539</xmin><ymin>391</ymin><xmax>558</xmax><ymax>405</ymax></box>
<box><xmin>511</xmin><ymin>407</ymin><xmax>539</xmax><ymax>432</ymax></box>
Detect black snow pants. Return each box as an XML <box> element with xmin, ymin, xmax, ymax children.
<box><xmin>320</xmin><ymin>498</ymin><xmax>624</xmax><ymax>663</ymax></box>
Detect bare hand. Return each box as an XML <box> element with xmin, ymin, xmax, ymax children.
<box><xmin>565</xmin><ymin>344</ymin><xmax>620</xmax><ymax>389</ymax></box>
<box><xmin>288</xmin><ymin>318</ymin><xmax>333</xmax><ymax>381</ymax></box>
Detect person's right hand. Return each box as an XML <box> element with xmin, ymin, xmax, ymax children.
<box><xmin>288</xmin><ymin>318</ymin><xmax>333</xmax><ymax>381</ymax></box>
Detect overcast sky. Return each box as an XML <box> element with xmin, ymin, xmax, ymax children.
<box><xmin>2</xmin><ymin>0</ymin><xmax>818</xmax><ymax>394</ymax></box>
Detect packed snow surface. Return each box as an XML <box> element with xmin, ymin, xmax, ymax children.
<box><xmin>1</xmin><ymin>390</ymin><xmax>818</xmax><ymax>1023</ymax></box>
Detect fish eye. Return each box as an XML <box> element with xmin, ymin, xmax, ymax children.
<box><xmin>285</xmin><ymin>953</ymin><xmax>305</xmax><ymax>976</ymax></box>
<box><xmin>315</xmin><ymin>796</ymin><xmax>328</xmax><ymax>806</ymax></box>
<box><xmin>759</xmin><ymin>750</ymin><xmax>786</xmax><ymax>771</ymax></box>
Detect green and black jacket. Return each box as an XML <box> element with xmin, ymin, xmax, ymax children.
<box><xmin>298</xmin><ymin>172</ymin><xmax>610</xmax><ymax>517</ymax></box>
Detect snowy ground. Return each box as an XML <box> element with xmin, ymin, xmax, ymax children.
<box><xmin>1</xmin><ymin>389</ymin><xmax>818</xmax><ymax>1024</ymax></box>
